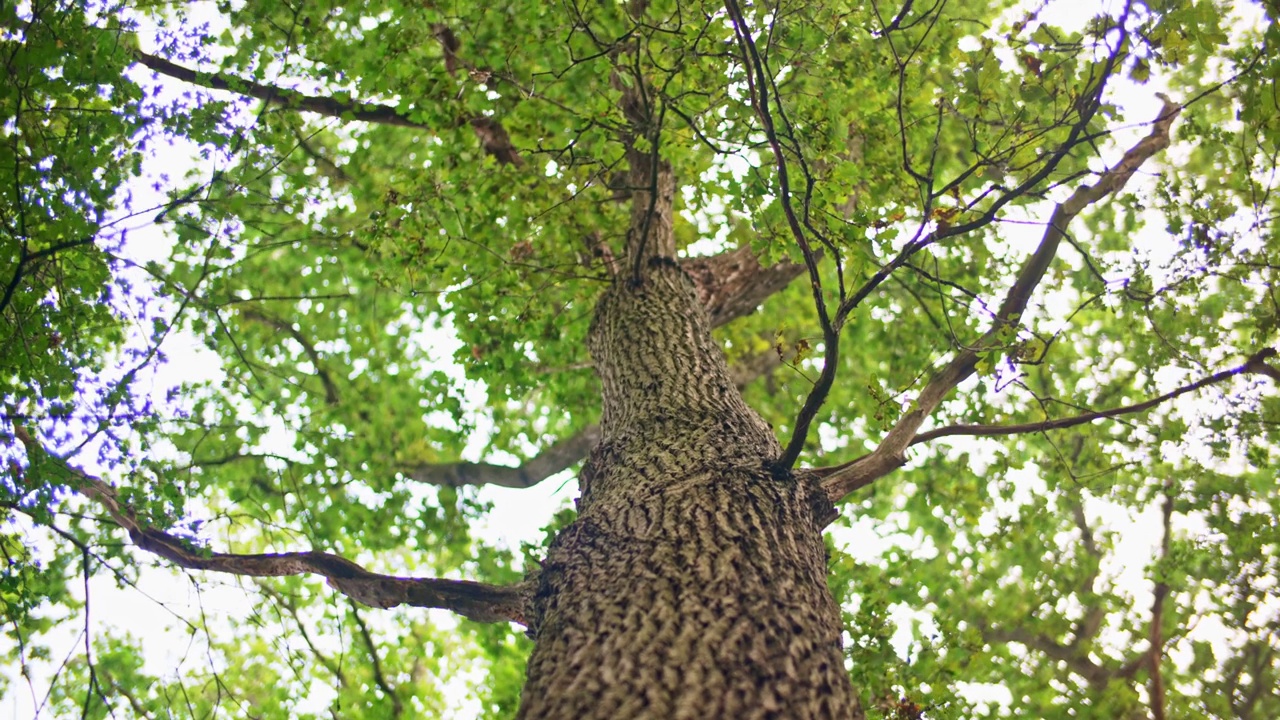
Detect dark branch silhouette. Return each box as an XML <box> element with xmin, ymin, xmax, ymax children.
<box><xmin>134</xmin><ymin>49</ymin><xmax>524</xmax><ymax>167</ymax></box>
<box><xmin>239</xmin><ymin>308</ymin><xmax>342</xmax><ymax>406</ymax></box>
<box><xmin>910</xmin><ymin>348</ymin><xmax>1278</xmax><ymax>446</ymax></box>
<box><xmin>14</xmin><ymin>426</ymin><xmax>527</xmax><ymax>625</ymax></box>
<box><xmin>818</xmin><ymin>97</ymin><xmax>1185</xmax><ymax>504</ymax></box>
<box><xmin>134</xmin><ymin>51</ymin><xmax>433</xmax><ymax>130</ymax></box>
<box><xmin>724</xmin><ymin>0</ymin><xmax>840</xmax><ymax>471</ymax></box>
<box><xmin>818</xmin><ymin>342</ymin><xmax>1277</xmax><ymax>501</ymax></box>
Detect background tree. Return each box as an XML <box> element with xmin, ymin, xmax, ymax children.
<box><xmin>3</xmin><ymin>0</ymin><xmax>1279</xmax><ymax>717</ymax></box>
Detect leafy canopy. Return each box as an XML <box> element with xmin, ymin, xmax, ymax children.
<box><xmin>2</xmin><ymin>0</ymin><xmax>1279</xmax><ymax>717</ymax></box>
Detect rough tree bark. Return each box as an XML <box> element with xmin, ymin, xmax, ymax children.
<box><xmin>516</xmin><ymin>157</ymin><xmax>861</xmax><ymax>718</ymax></box>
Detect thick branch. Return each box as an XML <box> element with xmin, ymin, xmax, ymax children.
<box><xmin>624</xmin><ymin>146</ymin><xmax>676</xmax><ymax>269</ymax></box>
<box><xmin>430</xmin><ymin>26</ymin><xmax>524</xmax><ymax>166</ymax></box>
<box><xmin>834</xmin><ymin>21</ymin><xmax>1133</xmax><ymax>324</ymax></box>
<box><xmin>820</xmin><ymin>98</ymin><xmax>1183</xmax><ymax>504</ymax></box>
<box><xmin>405</xmin><ymin>425</ymin><xmax>601</xmax><ymax>489</ymax></box>
<box><xmin>683</xmin><ymin>245</ymin><xmax>806</xmax><ymax>328</ymax></box>
<box><xmin>819</xmin><ymin>342</ymin><xmax>1275</xmax><ymax>504</ymax></box>
<box><xmin>133</xmin><ymin>51</ymin><xmax>431</xmax><ymax>130</ymax></box>
<box><xmin>815</xmin><ymin>348</ymin><xmax>1276</xmax><ymax>491</ymax></box>
<box><xmin>130</xmin><ymin>527</ymin><xmax>526</xmax><ymax>623</ymax></box>
<box><xmin>15</xmin><ymin>427</ymin><xmax>526</xmax><ymax>624</ymax></box>
<box><xmin>135</xmin><ymin>49</ymin><xmax>524</xmax><ymax>167</ymax></box>
<box><xmin>402</xmin><ymin>344</ymin><xmax>787</xmax><ymax>489</ymax></box>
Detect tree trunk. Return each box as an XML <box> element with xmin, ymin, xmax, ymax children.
<box><xmin>517</xmin><ymin>256</ymin><xmax>861</xmax><ymax>718</ymax></box>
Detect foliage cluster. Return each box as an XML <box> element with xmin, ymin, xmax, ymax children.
<box><xmin>2</xmin><ymin>0</ymin><xmax>1278</xmax><ymax>717</ymax></box>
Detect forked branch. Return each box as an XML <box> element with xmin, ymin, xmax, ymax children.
<box><xmin>819</xmin><ymin>97</ymin><xmax>1183</xmax><ymax>504</ymax></box>
<box><xmin>14</xmin><ymin>427</ymin><xmax>528</xmax><ymax>625</ymax></box>
<box><xmin>724</xmin><ymin>0</ymin><xmax>840</xmax><ymax>470</ymax></box>
<box><xmin>814</xmin><ymin>346</ymin><xmax>1277</xmax><ymax>497</ymax></box>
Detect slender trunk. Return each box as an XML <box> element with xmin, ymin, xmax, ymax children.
<box><xmin>517</xmin><ymin>256</ymin><xmax>860</xmax><ymax>718</ymax></box>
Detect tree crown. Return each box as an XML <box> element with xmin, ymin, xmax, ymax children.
<box><xmin>2</xmin><ymin>0</ymin><xmax>1278</xmax><ymax>717</ymax></box>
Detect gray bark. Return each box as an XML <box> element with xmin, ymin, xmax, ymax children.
<box><xmin>517</xmin><ymin>255</ymin><xmax>860</xmax><ymax>718</ymax></box>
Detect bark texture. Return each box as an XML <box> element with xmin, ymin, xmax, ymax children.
<box><xmin>518</xmin><ymin>258</ymin><xmax>858</xmax><ymax>718</ymax></box>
